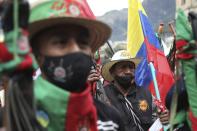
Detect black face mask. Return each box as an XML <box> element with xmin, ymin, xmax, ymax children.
<box><xmin>114</xmin><ymin>75</ymin><xmax>134</xmax><ymax>90</ymax></box>
<box><xmin>41</xmin><ymin>52</ymin><xmax>93</xmax><ymax>92</ymax></box>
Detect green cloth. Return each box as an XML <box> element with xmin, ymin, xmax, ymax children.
<box><xmin>173</xmin><ymin>110</ymin><xmax>187</xmax><ymax>125</ymax></box>
<box><xmin>34</xmin><ymin>76</ymin><xmax>70</xmax><ymax>131</ymax></box>
<box><xmin>172</xmin><ymin>8</ymin><xmax>197</xmax><ymax>130</ymax></box>
<box><xmin>181</xmin><ymin>59</ymin><xmax>197</xmax><ymax>117</ymax></box>
<box><xmin>176</xmin><ymin>9</ymin><xmax>194</xmax><ymax>42</ymax></box>
<box><xmin>29</xmin><ymin>0</ymin><xmax>67</xmax><ymax>23</ymax></box>
<box><xmin>176</xmin><ymin>8</ymin><xmax>197</xmax><ymax>117</ymax></box>
<box><xmin>5</xmin><ymin>30</ymin><xmax>29</xmax><ymax>55</ymax></box>
<box><xmin>176</xmin><ymin>9</ymin><xmax>197</xmax><ymax>55</ymax></box>
<box><xmin>0</xmin><ymin>29</ymin><xmax>38</xmax><ymax>72</ymax></box>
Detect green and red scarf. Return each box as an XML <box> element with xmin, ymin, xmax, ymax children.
<box><xmin>34</xmin><ymin>76</ymin><xmax>97</xmax><ymax>131</ymax></box>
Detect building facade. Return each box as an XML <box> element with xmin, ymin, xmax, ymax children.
<box><xmin>176</xmin><ymin>0</ymin><xmax>197</xmax><ymax>14</ymax></box>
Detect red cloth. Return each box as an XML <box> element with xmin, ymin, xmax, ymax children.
<box><xmin>189</xmin><ymin>110</ymin><xmax>197</xmax><ymax>131</ymax></box>
<box><xmin>17</xmin><ymin>54</ymin><xmax>33</xmax><ymax>70</ymax></box>
<box><xmin>65</xmin><ymin>84</ymin><xmax>97</xmax><ymax>131</ymax></box>
<box><xmin>176</xmin><ymin>40</ymin><xmax>193</xmax><ymax>59</ymax></box>
<box><xmin>176</xmin><ymin>40</ymin><xmax>188</xmax><ymax>49</ymax></box>
<box><xmin>144</xmin><ymin>38</ymin><xmax>175</xmax><ymax>104</ymax></box>
<box><xmin>0</xmin><ymin>42</ymin><xmax>13</xmax><ymax>62</ymax></box>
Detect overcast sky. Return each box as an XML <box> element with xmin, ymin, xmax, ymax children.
<box><xmin>29</xmin><ymin>0</ymin><xmax>129</xmax><ymax>16</ymax></box>
<box><xmin>87</xmin><ymin>0</ymin><xmax>128</xmax><ymax>16</ymax></box>
<box><xmin>87</xmin><ymin>0</ymin><xmax>144</xmax><ymax>16</ymax></box>
<box><xmin>29</xmin><ymin>0</ymin><xmax>144</xmax><ymax>16</ymax></box>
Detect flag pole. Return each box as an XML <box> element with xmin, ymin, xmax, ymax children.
<box><xmin>137</xmin><ymin>4</ymin><xmax>162</xmax><ymax>101</ymax></box>
<box><xmin>149</xmin><ymin>62</ymin><xmax>169</xmax><ymax>131</ymax></box>
<box><xmin>137</xmin><ymin>1</ymin><xmax>169</xmax><ymax>130</ymax></box>
<box><xmin>149</xmin><ymin>62</ymin><xmax>161</xmax><ymax>100</ymax></box>
<box><xmin>106</xmin><ymin>41</ymin><xmax>115</xmax><ymax>55</ymax></box>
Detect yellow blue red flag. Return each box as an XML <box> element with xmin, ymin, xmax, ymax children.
<box><xmin>127</xmin><ymin>0</ymin><xmax>174</xmax><ymax>103</ymax></box>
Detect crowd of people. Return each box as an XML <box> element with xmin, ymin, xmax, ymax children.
<box><xmin>0</xmin><ymin>0</ymin><xmax>196</xmax><ymax>131</ymax></box>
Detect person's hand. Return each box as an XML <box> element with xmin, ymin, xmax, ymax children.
<box><xmin>157</xmin><ymin>108</ymin><xmax>169</xmax><ymax>125</ymax></box>
<box><xmin>87</xmin><ymin>65</ymin><xmax>101</xmax><ymax>84</ymax></box>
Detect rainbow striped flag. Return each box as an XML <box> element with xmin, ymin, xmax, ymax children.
<box><xmin>127</xmin><ymin>0</ymin><xmax>174</xmax><ymax>103</ymax></box>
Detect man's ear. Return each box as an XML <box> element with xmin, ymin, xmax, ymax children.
<box><xmin>109</xmin><ymin>67</ymin><xmax>115</xmax><ymax>78</ymax></box>
<box><xmin>111</xmin><ymin>73</ymin><xmax>115</xmax><ymax>79</ymax></box>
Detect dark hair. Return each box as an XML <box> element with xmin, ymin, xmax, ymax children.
<box><xmin>4</xmin><ymin>69</ymin><xmax>45</xmax><ymax>131</ymax></box>
<box><xmin>30</xmin><ymin>37</ymin><xmax>40</xmax><ymax>59</ymax></box>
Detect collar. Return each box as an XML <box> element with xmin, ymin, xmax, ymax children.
<box><xmin>111</xmin><ymin>82</ymin><xmax>137</xmax><ymax>97</ymax></box>
<box><xmin>127</xmin><ymin>86</ymin><xmax>137</xmax><ymax>96</ymax></box>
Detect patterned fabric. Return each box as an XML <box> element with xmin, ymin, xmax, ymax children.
<box><xmin>0</xmin><ymin>29</ymin><xmax>38</xmax><ymax>73</ymax></box>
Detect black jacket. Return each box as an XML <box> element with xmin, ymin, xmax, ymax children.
<box><xmin>94</xmin><ymin>99</ymin><xmax>125</xmax><ymax>131</ymax></box>
<box><xmin>104</xmin><ymin>83</ymin><xmax>153</xmax><ymax>131</ymax></box>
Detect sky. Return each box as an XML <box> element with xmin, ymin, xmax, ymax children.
<box><xmin>87</xmin><ymin>0</ymin><xmax>128</xmax><ymax>16</ymax></box>
<box><xmin>29</xmin><ymin>0</ymin><xmax>142</xmax><ymax>16</ymax></box>
<box><xmin>87</xmin><ymin>0</ymin><xmax>144</xmax><ymax>16</ymax></box>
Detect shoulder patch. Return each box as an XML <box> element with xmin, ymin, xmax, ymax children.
<box><xmin>138</xmin><ymin>100</ymin><xmax>149</xmax><ymax>111</ymax></box>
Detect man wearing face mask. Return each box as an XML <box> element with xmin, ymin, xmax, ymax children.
<box><xmin>101</xmin><ymin>50</ymin><xmax>169</xmax><ymax>131</ymax></box>
<box><xmin>29</xmin><ymin>0</ymin><xmax>111</xmax><ymax>130</ymax></box>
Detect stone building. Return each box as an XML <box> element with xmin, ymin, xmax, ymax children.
<box><xmin>176</xmin><ymin>0</ymin><xmax>197</xmax><ymax>14</ymax></box>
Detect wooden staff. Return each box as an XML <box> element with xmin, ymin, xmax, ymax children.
<box><xmin>168</xmin><ymin>21</ymin><xmax>176</xmax><ymax>38</ymax></box>
<box><xmin>157</xmin><ymin>22</ymin><xmax>164</xmax><ymax>35</ymax></box>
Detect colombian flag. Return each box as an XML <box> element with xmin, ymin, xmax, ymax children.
<box><xmin>127</xmin><ymin>0</ymin><xmax>174</xmax><ymax>103</ymax></box>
